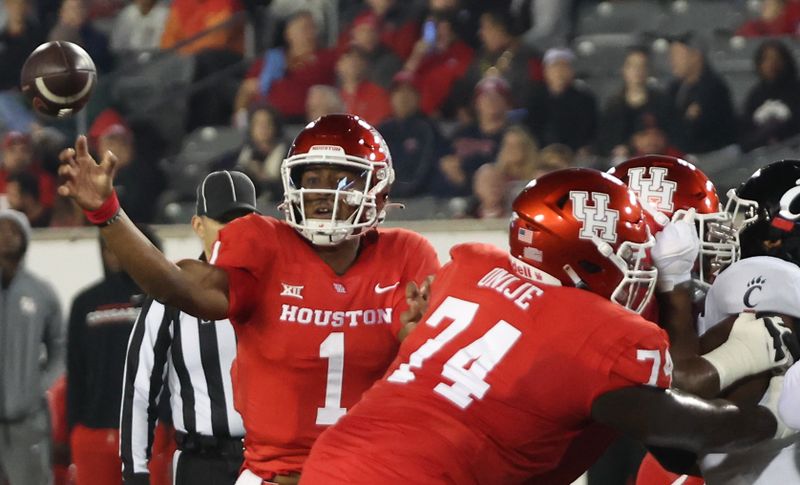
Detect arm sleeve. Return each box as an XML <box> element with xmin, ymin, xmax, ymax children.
<box><xmin>66</xmin><ymin>296</ymin><xmax>85</xmax><ymax>430</ymax></box>
<box><xmin>779</xmin><ymin>361</ymin><xmax>800</xmax><ymax>430</ymax></box>
<box><xmin>390</xmin><ymin>234</ymin><xmax>441</xmax><ymax>337</ymax></box>
<box><xmin>120</xmin><ymin>298</ymin><xmax>174</xmax><ymax>483</ymax></box>
<box><xmin>42</xmin><ymin>286</ymin><xmax>65</xmax><ymax>392</ymax></box>
<box><xmin>212</xmin><ymin>216</ymin><xmax>274</xmax><ymax>323</ymax></box>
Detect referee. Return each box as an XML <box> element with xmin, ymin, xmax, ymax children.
<box><xmin>120</xmin><ymin>171</ymin><xmax>258</xmax><ymax>485</ymax></box>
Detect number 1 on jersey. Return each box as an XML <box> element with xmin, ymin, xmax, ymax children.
<box><xmin>317</xmin><ymin>332</ymin><xmax>346</xmax><ymax>425</ymax></box>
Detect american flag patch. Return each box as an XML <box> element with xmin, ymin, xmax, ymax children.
<box><xmin>518</xmin><ymin>227</ymin><xmax>533</xmax><ymax>244</ymax></box>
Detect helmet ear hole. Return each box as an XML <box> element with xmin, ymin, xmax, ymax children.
<box><xmin>579</xmin><ymin>260</ymin><xmax>602</xmax><ymax>274</ymax></box>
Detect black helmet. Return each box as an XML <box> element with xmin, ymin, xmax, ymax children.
<box><xmin>725</xmin><ymin>160</ymin><xmax>800</xmax><ymax>264</ymax></box>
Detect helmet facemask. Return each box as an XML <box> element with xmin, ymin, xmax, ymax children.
<box><xmin>586</xmin><ymin>235</ymin><xmax>656</xmax><ymax>314</ymax></box>
<box><xmin>673</xmin><ymin>208</ymin><xmax>739</xmax><ymax>290</ymax></box>
<box><xmin>280</xmin><ymin>146</ymin><xmax>394</xmax><ymax>246</ymax></box>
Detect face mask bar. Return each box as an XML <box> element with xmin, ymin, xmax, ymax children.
<box><xmin>722</xmin><ymin>187</ymin><xmax>760</xmax><ymax>254</ymax></box>
<box><xmin>595</xmin><ymin>236</ymin><xmax>657</xmax><ymax>314</ymax></box>
<box><xmin>673</xmin><ymin>208</ymin><xmax>739</xmax><ymax>290</ymax></box>
<box><xmin>280</xmin><ymin>152</ymin><xmax>392</xmax><ymax>246</ymax></box>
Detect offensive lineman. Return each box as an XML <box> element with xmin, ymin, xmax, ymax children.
<box><xmin>299</xmin><ymin>168</ymin><xmax>793</xmax><ymax>485</ymax></box>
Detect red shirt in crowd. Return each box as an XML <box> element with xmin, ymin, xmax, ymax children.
<box><xmin>412</xmin><ymin>41</ymin><xmax>474</xmax><ymax>115</ymax></box>
<box><xmin>340</xmin><ymin>81</ymin><xmax>392</xmax><ymax>127</ymax></box>
<box><xmin>245</xmin><ymin>50</ymin><xmax>337</xmax><ymax>120</ymax></box>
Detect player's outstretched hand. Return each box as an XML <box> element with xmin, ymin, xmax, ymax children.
<box><xmin>703</xmin><ymin>313</ymin><xmax>797</xmax><ymax>390</ymax></box>
<box><xmin>651</xmin><ymin>209</ymin><xmax>699</xmax><ymax>292</ymax></box>
<box><xmin>58</xmin><ymin>135</ymin><xmax>117</xmax><ymax>211</ymax></box>
<box><xmin>398</xmin><ymin>275</ymin><xmax>434</xmax><ymax>342</ymax></box>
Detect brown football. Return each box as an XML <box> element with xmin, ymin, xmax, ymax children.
<box><xmin>20</xmin><ymin>41</ymin><xmax>96</xmax><ymax>118</ymax></box>
<box><xmin>699</xmin><ymin>313</ymin><xmax>797</xmax><ymax>406</ymax></box>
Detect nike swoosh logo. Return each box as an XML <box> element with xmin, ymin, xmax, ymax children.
<box><xmin>374</xmin><ymin>282</ymin><xmax>400</xmax><ymax>294</ymax></box>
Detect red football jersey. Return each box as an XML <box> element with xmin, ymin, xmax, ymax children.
<box><xmin>301</xmin><ymin>243</ymin><xmax>671</xmax><ymax>485</ymax></box>
<box><xmin>212</xmin><ymin>215</ymin><xmax>440</xmax><ymax>478</ymax></box>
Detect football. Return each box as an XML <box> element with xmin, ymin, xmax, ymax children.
<box><xmin>20</xmin><ymin>41</ymin><xmax>97</xmax><ymax>118</ymax></box>
<box><xmin>699</xmin><ymin>313</ymin><xmax>793</xmax><ymax>406</ymax></box>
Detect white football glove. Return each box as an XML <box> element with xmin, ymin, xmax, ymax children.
<box><xmin>651</xmin><ymin>211</ymin><xmax>700</xmax><ymax>292</ymax></box>
<box><xmin>702</xmin><ymin>313</ymin><xmax>795</xmax><ymax>390</ymax></box>
<box><xmin>760</xmin><ymin>375</ymin><xmax>797</xmax><ymax>439</ymax></box>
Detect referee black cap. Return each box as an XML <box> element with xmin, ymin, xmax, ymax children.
<box><xmin>196</xmin><ymin>170</ymin><xmax>259</xmax><ymax>222</ymax></box>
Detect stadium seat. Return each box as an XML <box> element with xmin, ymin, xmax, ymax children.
<box><xmin>573</xmin><ymin>33</ymin><xmax>640</xmax><ymax>78</ymax></box>
<box><xmin>111</xmin><ymin>53</ymin><xmax>196</xmax><ymax>154</ymax></box>
<box><xmin>575</xmin><ymin>1</ymin><xmax>666</xmax><ymax>37</ymax></box>
<box><xmin>160</xmin><ymin>125</ymin><xmax>245</xmax><ymax>199</ymax></box>
<box><xmin>658</xmin><ymin>1</ymin><xmax>747</xmax><ymax>37</ymax></box>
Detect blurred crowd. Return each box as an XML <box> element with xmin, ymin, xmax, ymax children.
<box><xmin>1</xmin><ymin>0</ymin><xmax>800</xmax><ymax>226</ymax></box>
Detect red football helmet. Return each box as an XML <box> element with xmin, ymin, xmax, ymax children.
<box><xmin>608</xmin><ymin>155</ymin><xmax>737</xmax><ymax>288</ymax></box>
<box><xmin>280</xmin><ymin>114</ymin><xmax>395</xmax><ymax>245</ymax></box>
<box><xmin>510</xmin><ymin>168</ymin><xmax>656</xmax><ymax>314</ymax></box>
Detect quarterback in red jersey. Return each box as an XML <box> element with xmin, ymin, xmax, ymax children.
<box><xmin>56</xmin><ymin>114</ymin><xmax>439</xmax><ymax>484</ymax></box>
<box><xmin>300</xmin><ymin>168</ymin><xmax>790</xmax><ymax>485</ymax></box>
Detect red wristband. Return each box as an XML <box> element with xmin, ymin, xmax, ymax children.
<box><xmin>84</xmin><ymin>191</ymin><xmax>121</xmax><ymax>225</ymax></box>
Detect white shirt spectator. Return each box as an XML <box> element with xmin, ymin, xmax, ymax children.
<box><xmin>110</xmin><ymin>0</ymin><xmax>169</xmax><ymax>54</ymax></box>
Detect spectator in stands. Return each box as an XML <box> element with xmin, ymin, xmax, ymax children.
<box><xmin>468</xmin><ymin>124</ymin><xmax>538</xmax><ymax>219</ymax></box>
<box><xmin>495</xmin><ymin>125</ymin><xmax>539</xmax><ymax>183</ymax></box>
<box><xmin>305</xmin><ymin>84</ymin><xmax>344</xmax><ymax>123</ymax></box>
<box><xmin>0</xmin><ymin>209</ymin><xmax>64</xmax><ymax>485</ymax></box>
<box><xmin>538</xmin><ymin>143</ymin><xmax>573</xmax><ymax>172</ymax></box>
<box><xmin>269</xmin><ymin>0</ymin><xmax>339</xmax><ymax>47</ymax></box>
<box><xmin>337</xmin><ymin>47</ymin><xmax>392</xmax><ymax>126</ymax></box>
<box><xmin>347</xmin><ymin>13</ymin><xmax>402</xmax><ymax>90</ymax></box>
<box><xmin>89</xmin><ymin>110</ymin><xmax>164</xmax><ymax>222</ymax></box>
<box><xmin>451</xmin><ymin>8</ymin><xmax>542</xmax><ymax>119</ymax></box>
<box><xmin>235</xmin><ymin>11</ymin><xmax>336</xmax><ymax>123</ymax></box>
<box><xmin>378</xmin><ymin>72</ymin><xmax>442</xmax><ymax>198</ymax></box>
<box><xmin>67</xmin><ymin>225</ymin><xmax>162</xmax><ymax>485</ymax></box>
<box><xmin>512</xmin><ymin>0</ymin><xmax>574</xmax><ymax>52</ymax></box>
<box><xmin>627</xmin><ymin>112</ymin><xmax>686</xmax><ymax>161</ymax></box>
<box><xmin>0</xmin><ymin>0</ymin><xmax>45</xmax><ymax>91</ymax></box>
<box><xmin>435</xmin><ymin>76</ymin><xmax>510</xmax><ymax>198</ymax></box>
<box><xmin>400</xmin><ymin>11</ymin><xmax>474</xmax><ymax>117</ymax></box>
<box><xmin>50</xmin><ymin>195</ymin><xmax>86</xmax><ymax>227</ymax></box>
<box><xmin>470</xmin><ymin>163</ymin><xmax>507</xmax><ymax>218</ymax></box>
<box><xmin>737</xmin><ymin>0</ymin><xmax>794</xmax><ymax>37</ymax></box>
<box><xmin>428</xmin><ymin>0</ymin><xmax>489</xmax><ymax>49</ymax></box>
<box><xmin>598</xmin><ymin>46</ymin><xmax>672</xmax><ymax>158</ymax></box>
<box><xmin>223</xmin><ymin>104</ymin><xmax>288</xmax><ymax>202</ymax></box>
<box><xmin>0</xmin><ymin>131</ymin><xmax>56</xmax><ymax>215</ymax></box>
<box><xmin>109</xmin><ymin>0</ymin><xmax>169</xmax><ymax>57</ymax></box>
<box><xmin>6</xmin><ymin>171</ymin><xmax>51</xmax><ymax>227</ymax></box>
<box><xmin>740</xmin><ymin>39</ymin><xmax>800</xmax><ymax>152</ymax></box>
<box><xmin>338</xmin><ymin>0</ymin><xmax>421</xmax><ymax>60</ymax></box>
<box><xmin>666</xmin><ymin>33</ymin><xmax>737</xmax><ymax>154</ymax></box>
<box><xmin>48</xmin><ymin>0</ymin><xmax>113</xmax><ymax>72</ymax></box>
<box><xmin>160</xmin><ymin>0</ymin><xmax>243</xmax><ymax>56</ymax></box>
<box><xmin>163</xmin><ymin>0</ymin><xmax>245</xmax><ymax>128</ymax></box>
<box><xmin>526</xmin><ymin>47</ymin><xmax>597</xmax><ymax>155</ymax></box>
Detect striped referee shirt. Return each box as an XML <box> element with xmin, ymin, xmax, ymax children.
<box><xmin>120</xmin><ymin>297</ymin><xmax>244</xmax><ymax>478</ymax></box>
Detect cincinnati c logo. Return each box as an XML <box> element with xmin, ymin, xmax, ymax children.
<box><xmin>743</xmin><ymin>276</ymin><xmax>766</xmax><ymax>308</ymax></box>
<box><xmin>626</xmin><ymin>167</ymin><xmax>677</xmax><ymax>213</ymax></box>
<box><xmin>778</xmin><ymin>184</ymin><xmax>800</xmax><ymax>221</ymax></box>
<box><xmin>570</xmin><ymin>191</ymin><xmax>619</xmax><ymax>243</ymax></box>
